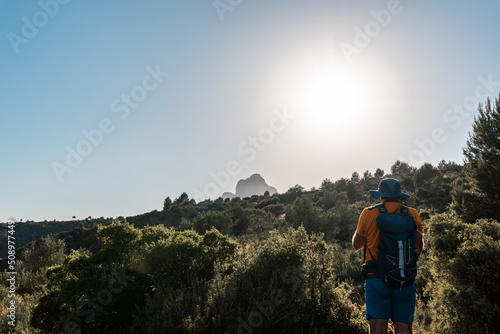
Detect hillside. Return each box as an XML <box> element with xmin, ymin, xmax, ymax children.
<box><xmin>2</xmin><ymin>159</ymin><xmax>499</xmax><ymax>333</ymax></box>
<box><xmin>0</xmin><ymin>161</ymin><xmax>462</xmax><ymax>259</ymax></box>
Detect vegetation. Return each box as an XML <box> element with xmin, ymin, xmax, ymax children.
<box><xmin>424</xmin><ymin>214</ymin><xmax>500</xmax><ymax>333</ymax></box>
<box><xmin>452</xmin><ymin>95</ymin><xmax>500</xmax><ymax>221</ymax></box>
<box><xmin>1</xmin><ymin>94</ymin><xmax>498</xmax><ymax>333</ymax></box>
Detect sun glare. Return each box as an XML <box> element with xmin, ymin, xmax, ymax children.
<box><xmin>291</xmin><ymin>61</ymin><xmax>374</xmax><ymax>137</ymax></box>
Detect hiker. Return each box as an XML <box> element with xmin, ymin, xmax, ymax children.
<box><xmin>352</xmin><ymin>178</ymin><xmax>423</xmax><ymax>334</ymax></box>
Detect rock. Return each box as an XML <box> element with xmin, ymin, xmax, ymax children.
<box><xmin>234</xmin><ymin>174</ymin><xmax>277</xmax><ymax>198</ymax></box>
<box><xmin>222</xmin><ymin>192</ymin><xmax>236</xmax><ymax>199</ymax></box>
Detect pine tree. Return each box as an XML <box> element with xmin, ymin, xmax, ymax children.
<box><xmin>452</xmin><ymin>94</ymin><xmax>500</xmax><ymax>221</ymax></box>
<box><xmin>163</xmin><ymin>196</ymin><xmax>172</xmax><ymax>211</ymax></box>
<box><xmin>374</xmin><ymin>168</ymin><xmax>384</xmax><ymax>178</ymax></box>
<box><xmin>173</xmin><ymin>192</ymin><xmax>189</xmax><ymax>207</ymax></box>
<box><xmin>390</xmin><ymin>160</ymin><xmax>416</xmax><ymax>192</ymax></box>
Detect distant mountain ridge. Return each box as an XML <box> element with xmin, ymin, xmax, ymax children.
<box><xmin>222</xmin><ymin>174</ymin><xmax>277</xmax><ymax>199</ymax></box>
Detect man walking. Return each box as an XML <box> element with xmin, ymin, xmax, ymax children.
<box><xmin>352</xmin><ymin>178</ymin><xmax>423</xmax><ymax>334</ymax></box>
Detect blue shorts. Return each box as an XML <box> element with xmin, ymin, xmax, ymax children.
<box><xmin>365</xmin><ymin>279</ymin><xmax>416</xmax><ymax>323</ymax></box>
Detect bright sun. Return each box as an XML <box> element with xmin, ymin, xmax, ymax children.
<box><xmin>291</xmin><ymin>61</ymin><xmax>374</xmax><ymax>136</ymax></box>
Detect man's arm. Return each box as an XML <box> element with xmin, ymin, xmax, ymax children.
<box><xmin>416</xmin><ymin>231</ymin><xmax>424</xmax><ymax>253</ymax></box>
<box><xmin>352</xmin><ymin>232</ymin><xmax>365</xmax><ymax>250</ymax></box>
<box><xmin>411</xmin><ymin>208</ymin><xmax>424</xmax><ymax>253</ymax></box>
<box><xmin>353</xmin><ymin>209</ymin><xmax>367</xmax><ymax>250</ymax></box>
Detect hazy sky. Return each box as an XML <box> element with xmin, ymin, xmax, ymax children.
<box><xmin>1</xmin><ymin>0</ymin><xmax>500</xmax><ymax>222</ymax></box>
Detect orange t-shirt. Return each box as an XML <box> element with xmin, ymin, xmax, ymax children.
<box><xmin>356</xmin><ymin>202</ymin><xmax>423</xmax><ymax>264</ymax></box>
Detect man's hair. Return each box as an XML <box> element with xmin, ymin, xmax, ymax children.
<box><xmin>381</xmin><ymin>197</ymin><xmax>403</xmax><ymax>202</ymax></box>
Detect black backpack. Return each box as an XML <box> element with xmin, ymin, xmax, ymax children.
<box><xmin>364</xmin><ymin>203</ymin><xmax>419</xmax><ymax>288</ymax></box>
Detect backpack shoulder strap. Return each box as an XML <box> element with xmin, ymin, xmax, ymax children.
<box><xmin>364</xmin><ymin>243</ymin><xmax>376</xmax><ymax>261</ymax></box>
<box><xmin>375</xmin><ymin>203</ymin><xmax>387</xmax><ymax>213</ymax></box>
<box><xmin>377</xmin><ymin>203</ymin><xmax>409</xmax><ymax>214</ymax></box>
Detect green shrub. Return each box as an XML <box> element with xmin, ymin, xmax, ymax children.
<box><xmin>17</xmin><ymin>234</ymin><xmax>66</xmax><ymax>294</ymax></box>
<box><xmin>200</xmin><ymin>227</ymin><xmax>365</xmax><ymax>333</ymax></box>
<box><xmin>192</xmin><ymin>211</ymin><xmax>232</xmax><ymax>235</ymax></box>
<box><xmin>230</xmin><ymin>205</ymin><xmax>252</xmax><ymax>235</ymax></box>
<box><xmin>0</xmin><ymin>284</ymin><xmax>42</xmax><ymax>334</ymax></box>
<box><xmin>285</xmin><ymin>196</ymin><xmax>322</xmax><ymax>232</ymax></box>
<box><xmin>265</xmin><ymin>203</ymin><xmax>285</xmax><ymax>215</ymax></box>
<box><xmin>425</xmin><ymin>215</ymin><xmax>500</xmax><ymax>333</ymax></box>
<box><xmin>0</xmin><ymin>235</ymin><xmax>65</xmax><ymax>333</ymax></box>
<box><xmin>129</xmin><ymin>227</ymin><xmax>365</xmax><ymax>333</ymax></box>
<box><xmin>30</xmin><ymin>222</ymin><xmax>239</xmax><ymax>333</ymax></box>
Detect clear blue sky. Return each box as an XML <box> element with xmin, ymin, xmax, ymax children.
<box><xmin>1</xmin><ymin>0</ymin><xmax>499</xmax><ymax>222</ymax></box>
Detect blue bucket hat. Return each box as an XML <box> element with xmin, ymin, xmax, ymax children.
<box><xmin>369</xmin><ymin>178</ymin><xmax>410</xmax><ymax>199</ymax></box>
